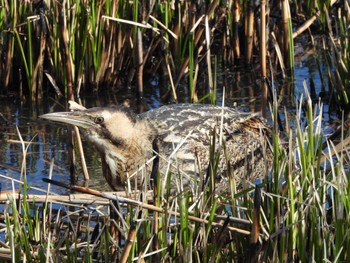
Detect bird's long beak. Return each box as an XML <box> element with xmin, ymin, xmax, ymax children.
<box><xmin>40</xmin><ymin>111</ymin><xmax>95</xmax><ymax>129</ymax></box>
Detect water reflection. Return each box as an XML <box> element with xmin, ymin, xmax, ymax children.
<box><xmin>1</xmin><ymin>103</ymin><xmax>73</xmax><ymax>194</ymax></box>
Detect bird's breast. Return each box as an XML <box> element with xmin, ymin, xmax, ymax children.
<box><xmin>100</xmin><ymin>139</ymin><xmax>154</xmax><ymax>190</ymax></box>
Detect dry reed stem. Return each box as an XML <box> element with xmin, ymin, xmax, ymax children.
<box><xmin>260</xmin><ymin>0</ymin><xmax>267</xmax><ymax>117</ymax></box>
<box><xmin>45</xmin><ymin>72</ymin><xmax>63</xmax><ymax>97</ymax></box>
<box><xmin>148</xmin><ymin>15</ymin><xmax>178</xmax><ymax>39</ymax></box>
<box><xmin>137</xmin><ymin>29</ymin><xmax>144</xmax><ymax>97</ymax></box>
<box><xmin>293</xmin><ymin>15</ymin><xmax>318</xmax><ymax>39</ymax></box>
<box><xmin>250</xmin><ymin>187</ymin><xmax>261</xmax><ymax>245</ymax></box>
<box><xmin>66</xmin><ymin>100</ymin><xmax>89</xmax><ymax>180</ymax></box>
<box><xmin>233</xmin><ymin>0</ymin><xmax>241</xmax><ymax>59</ymax></box>
<box><xmin>271</xmin><ymin>32</ymin><xmax>286</xmax><ymax>78</ymax></box>
<box><xmin>74</xmin><ymin>126</ymin><xmax>89</xmax><ymax>181</ymax></box>
<box><xmin>43</xmin><ymin>178</ymin><xmax>251</xmax><ymax>235</ymax></box>
<box><xmin>245</xmin><ymin>0</ymin><xmax>255</xmax><ymax>65</ymax></box>
<box><xmin>320</xmin><ymin>135</ymin><xmax>350</xmax><ymax>164</ymax></box>
<box><xmin>120</xmin><ymin>224</ymin><xmax>136</xmax><ymax>263</ymax></box>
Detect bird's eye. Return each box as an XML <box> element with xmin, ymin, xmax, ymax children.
<box><xmin>94</xmin><ymin>117</ymin><xmax>104</xmax><ymax>124</ymax></box>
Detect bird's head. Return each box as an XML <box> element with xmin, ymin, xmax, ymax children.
<box><xmin>41</xmin><ymin>106</ymin><xmax>158</xmax><ymax>189</ymax></box>
<box><xmin>40</xmin><ymin>106</ymin><xmax>153</xmax><ymax>151</ymax></box>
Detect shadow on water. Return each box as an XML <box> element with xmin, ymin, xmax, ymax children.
<box><xmin>0</xmin><ymin>42</ymin><xmax>336</xmax><ymax>195</ymax></box>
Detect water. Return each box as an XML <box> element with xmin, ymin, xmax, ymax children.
<box><xmin>0</xmin><ymin>44</ymin><xmax>333</xmax><ymax>196</ymax></box>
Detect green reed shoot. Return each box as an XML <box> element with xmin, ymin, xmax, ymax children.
<box><xmin>287</xmin><ymin>15</ymin><xmax>295</xmax><ymax>73</ymax></box>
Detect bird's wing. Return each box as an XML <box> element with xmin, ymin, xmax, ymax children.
<box><xmin>140</xmin><ymin>104</ymin><xmax>271</xmax><ymax>191</ymax></box>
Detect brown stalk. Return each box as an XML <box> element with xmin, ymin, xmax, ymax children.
<box><xmin>249</xmin><ymin>187</ymin><xmax>261</xmax><ymax>262</ymax></box>
<box><xmin>74</xmin><ymin>126</ymin><xmax>89</xmax><ymax>181</ymax></box>
<box><xmin>293</xmin><ymin>15</ymin><xmax>318</xmax><ymax>39</ymax></box>
<box><xmin>166</xmin><ymin>55</ymin><xmax>178</xmax><ymax>102</ymax></box>
<box><xmin>0</xmin><ymin>191</ymin><xmax>147</xmax><ymax>203</ymax></box>
<box><xmin>137</xmin><ymin>29</ymin><xmax>144</xmax><ymax>98</ymax></box>
<box><xmin>2</xmin><ymin>1</ymin><xmax>15</xmax><ymax>92</ymax></box>
<box><xmin>245</xmin><ymin>0</ymin><xmax>255</xmax><ymax>65</ymax></box>
<box><xmin>67</xmin><ymin>101</ymin><xmax>89</xmax><ymax>181</ymax></box>
<box><xmin>260</xmin><ymin>0</ymin><xmax>268</xmax><ymax>117</ymax></box>
<box><xmin>95</xmin><ymin>25</ymin><xmax>112</xmax><ymax>88</ymax></box>
<box><xmin>2</xmin><ymin>36</ymin><xmax>12</xmax><ymax>91</ymax></box>
<box><xmin>32</xmin><ymin>28</ymin><xmax>46</xmax><ymax>104</ymax></box>
<box><xmin>271</xmin><ymin>32</ymin><xmax>286</xmax><ymax>78</ymax></box>
<box><xmin>60</xmin><ymin>4</ymin><xmax>73</xmax><ymax>100</ymax></box>
<box><xmin>120</xmin><ymin>224</ymin><xmax>136</xmax><ymax>263</ymax></box>
<box><xmin>0</xmin><ymin>189</ymin><xmax>251</xmax><ymax>225</ymax></box>
<box><xmin>207</xmin><ymin>17</ymin><xmax>213</xmax><ymax>85</ymax></box>
<box><xmin>60</xmin><ymin>3</ymin><xmax>77</xmax><ymax>181</ymax></box>
<box><xmin>233</xmin><ymin>0</ymin><xmax>241</xmax><ymax>60</ymax></box>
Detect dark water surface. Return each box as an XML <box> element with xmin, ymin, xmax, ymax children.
<box><xmin>0</xmin><ymin>43</ymin><xmax>335</xmax><ymax>195</ymax></box>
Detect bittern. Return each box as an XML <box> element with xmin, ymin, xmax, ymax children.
<box><xmin>40</xmin><ymin>103</ymin><xmax>272</xmax><ymax>193</ymax></box>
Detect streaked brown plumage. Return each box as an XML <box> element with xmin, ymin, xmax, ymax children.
<box><xmin>40</xmin><ymin>103</ymin><xmax>272</xmax><ymax>193</ymax></box>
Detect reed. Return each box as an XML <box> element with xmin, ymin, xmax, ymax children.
<box><xmin>322</xmin><ymin>2</ymin><xmax>350</xmax><ymax>112</ymax></box>
<box><xmin>245</xmin><ymin>0</ymin><xmax>255</xmax><ymax>65</ymax></box>
<box><xmin>281</xmin><ymin>0</ymin><xmax>294</xmax><ymax>73</ymax></box>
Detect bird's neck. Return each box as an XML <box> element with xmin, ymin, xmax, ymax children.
<box><xmin>97</xmin><ymin>120</ymin><xmax>157</xmax><ymax>188</ymax></box>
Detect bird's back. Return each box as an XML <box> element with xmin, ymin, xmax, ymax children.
<box><xmin>140</xmin><ymin>104</ymin><xmax>272</xmax><ymax>192</ymax></box>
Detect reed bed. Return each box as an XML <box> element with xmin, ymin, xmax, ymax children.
<box><xmin>0</xmin><ymin>0</ymin><xmax>348</xmax><ymax>108</ymax></box>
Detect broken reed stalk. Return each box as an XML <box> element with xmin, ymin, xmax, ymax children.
<box><xmin>293</xmin><ymin>15</ymin><xmax>318</xmax><ymax>38</ymax></box>
<box><xmin>271</xmin><ymin>32</ymin><xmax>286</xmax><ymax>78</ymax></box>
<box><xmin>42</xmin><ymin>178</ymin><xmax>251</xmax><ymax>235</ymax></box>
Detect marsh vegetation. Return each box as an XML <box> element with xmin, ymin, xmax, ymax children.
<box><xmin>1</xmin><ymin>0</ymin><xmax>350</xmax><ymax>262</ymax></box>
